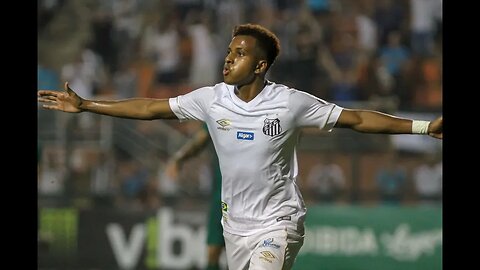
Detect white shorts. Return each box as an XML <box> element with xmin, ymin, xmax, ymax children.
<box><xmin>223</xmin><ymin>227</ymin><xmax>304</xmax><ymax>270</ymax></box>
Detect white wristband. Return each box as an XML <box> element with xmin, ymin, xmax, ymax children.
<box><xmin>412</xmin><ymin>120</ymin><xmax>430</xmax><ymax>134</ymax></box>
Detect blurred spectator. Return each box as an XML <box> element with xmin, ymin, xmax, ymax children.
<box><xmin>117</xmin><ymin>160</ymin><xmax>150</xmax><ymax>210</ymax></box>
<box><xmin>306</xmin><ymin>155</ymin><xmax>346</xmax><ymax>203</ymax></box>
<box><xmin>38</xmin><ymin>63</ymin><xmax>60</xmax><ymax>90</ymax></box>
<box><xmin>375</xmin><ymin>151</ymin><xmax>407</xmax><ymax>205</ymax></box>
<box><xmin>157</xmin><ymin>160</ymin><xmax>180</xmax><ymax>206</ymax></box>
<box><xmin>354</xmin><ymin>4</ymin><xmax>378</xmax><ymax>56</ymax></box>
<box><xmin>357</xmin><ymin>53</ymin><xmax>396</xmax><ymax>103</ymax></box>
<box><xmin>330</xmin><ymin>69</ymin><xmax>360</xmax><ymax>102</ymax></box>
<box><xmin>413</xmin><ymin>153</ymin><xmax>442</xmax><ymax>205</ymax></box>
<box><xmin>216</xmin><ymin>0</ymin><xmax>245</xmax><ymax>52</ymax></box>
<box><xmin>111</xmin><ymin>0</ymin><xmax>143</xmax><ymax>63</ymax></box>
<box><xmin>90</xmin><ymin>10</ymin><xmax>117</xmax><ymax>75</ymax></box>
<box><xmin>138</xmin><ymin>178</ymin><xmax>162</xmax><ymax>211</ymax></box>
<box><xmin>307</xmin><ymin>0</ymin><xmax>332</xmax><ymax>15</ymax></box>
<box><xmin>413</xmin><ymin>55</ymin><xmax>442</xmax><ymax>109</ymax></box>
<box><xmin>328</xmin><ymin>8</ymin><xmax>359</xmax><ymax>72</ymax></box>
<box><xmin>378</xmin><ymin>30</ymin><xmax>410</xmax><ymax>78</ymax></box>
<box><xmin>38</xmin><ymin>0</ymin><xmax>65</xmax><ymax>33</ymax></box>
<box><xmin>38</xmin><ymin>149</ymin><xmax>65</xmax><ymax>196</ymax></box>
<box><xmin>373</xmin><ymin>0</ymin><xmax>408</xmax><ymax>47</ymax></box>
<box><xmin>60</xmin><ymin>46</ymin><xmax>107</xmax><ymax>99</ymax></box>
<box><xmin>291</xmin><ymin>22</ymin><xmax>321</xmax><ymax>94</ymax></box>
<box><xmin>198</xmin><ymin>162</ymin><xmax>214</xmax><ymax>196</ymax></box>
<box><xmin>176</xmin><ymin>22</ymin><xmax>194</xmax><ymax>84</ymax></box>
<box><xmin>68</xmin><ymin>148</ymin><xmax>96</xmax><ymax>200</ymax></box>
<box><xmin>38</xmin><ymin>62</ymin><xmax>61</xmax><ymax>133</ymax></box>
<box><xmin>90</xmin><ymin>151</ymin><xmax>115</xmax><ymax>197</ymax></box>
<box><xmin>142</xmin><ymin>13</ymin><xmax>181</xmax><ymax>86</ymax></box>
<box><xmin>394</xmin><ymin>55</ymin><xmax>421</xmax><ymax>110</ymax></box>
<box><xmin>409</xmin><ymin>0</ymin><xmax>441</xmax><ymax>57</ymax></box>
<box><xmin>324</xmin><ymin>9</ymin><xmax>368</xmax><ymax>102</ymax></box>
<box><xmin>112</xmin><ymin>56</ymin><xmax>138</xmax><ymax>99</ymax></box>
<box><xmin>186</xmin><ymin>9</ymin><xmax>221</xmax><ymax>88</ymax></box>
<box><xmin>61</xmin><ymin>46</ymin><xmax>108</xmax><ymax>131</ymax></box>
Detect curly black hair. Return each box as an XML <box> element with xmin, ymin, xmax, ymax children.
<box><xmin>232</xmin><ymin>24</ymin><xmax>281</xmax><ymax>70</ymax></box>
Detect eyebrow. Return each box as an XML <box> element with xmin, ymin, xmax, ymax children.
<box><xmin>229</xmin><ymin>44</ymin><xmax>253</xmax><ymax>51</ymax></box>
<box><xmin>228</xmin><ymin>46</ymin><xmax>249</xmax><ymax>52</ymax></box>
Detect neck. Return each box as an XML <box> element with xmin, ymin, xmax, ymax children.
<box><xmin>235</xmin><ymin>76</ymin><xmax>266</xmax><ymax>102</ymax></box>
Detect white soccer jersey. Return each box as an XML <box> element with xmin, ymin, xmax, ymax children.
<box><xmin>169</xmin><ymin>81</ymin><xmax>344</xmax><ymax>236</ymax></box>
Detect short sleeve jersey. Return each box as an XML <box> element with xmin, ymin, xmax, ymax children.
<box><xmin>169</xmin><ymin>81</ymin><xmax>343</xmax><ymax>236</ymax></box>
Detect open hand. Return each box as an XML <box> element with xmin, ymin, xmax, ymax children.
<box><xmin>38</xmin><ymin>82</ymin><xmax>83</xmax><ymax>113</ymax></box>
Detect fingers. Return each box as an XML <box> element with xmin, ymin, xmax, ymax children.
<box><xmin>38</xmin><ymin>81</ymin><xmax>72</xmax><ymax>96</ymax></box>
<box><xmin>38</xmin><ymin>96</ymin><xmax>59</xmax><ymax>111</ymax></box>
<box><xmin>429</xmin><ymin>132</ymin><xmax>443</xmax><ymax>140</ymax></box>
<box><xmin>38</xmin><ymin>90</ymin><xmax>68</xmax><ymax>99</ymax></box>
<box><xmin>38</xmin><ymin>97</ymin><xmax>57</xmax><ymax>103</ymax></box>
<box><xmin>38</xmin><ymin>90</ymin><xmax>69</xmax><ymax>101</ymax></box>
<box><xmin>65</xmin><ymin>81</ymin><xmax>74</xmax><ymax>95</ymax></box>
<box><xmin>38</xmin><ymin>91</ymin><xmax>63</xmax><ymax>109</ymax></box>
<box><xmin>38</xmin><ymin>90</ymin><xmax>59</xmax><ymax>96</ymax></box>
<box><xmin>42</xmin><ymin>104</ymin><xmax>60</xmax><ymax>110</ymax></box>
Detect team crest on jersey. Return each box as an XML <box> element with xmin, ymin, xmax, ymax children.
<box><xmin>263</xmin><ymin>118</ymin><xmax>282</xmax><ymax>137</ymax></box>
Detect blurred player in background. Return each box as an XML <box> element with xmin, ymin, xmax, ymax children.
<box><xmin>164</xmin><ymin>124</ymin><xmax>225</xmax><ymax>270</ymax></box>
<box><xmin>39</xmin><ymin>23</ymin><xmax>442</xmax><ymax>270</ymax></box>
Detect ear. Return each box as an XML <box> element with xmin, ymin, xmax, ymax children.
<box><xmin>254</xmin><ymin>60</ymin><xmax>268</xmax><ymax>74</ymax></box>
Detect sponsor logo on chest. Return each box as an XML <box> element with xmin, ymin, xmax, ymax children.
<box><xmin>237</xmin><ymin>131</ymin><xmax>254</xmax><ymax>140</ymax></box>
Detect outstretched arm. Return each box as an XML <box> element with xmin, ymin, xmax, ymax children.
<box><xmin>164</xmin><ymin>128</ymin><xmax>210</xmax><ymax>179</ymax></box>
<box><xmin>335</xmin><ymin>109</ymin><xmax>442</xmax><ymax>139</ymax></box>
<box><xmin>38</xmin><ymin>82</ymin><xmax>177</xmax><ymax>120</ymax></box>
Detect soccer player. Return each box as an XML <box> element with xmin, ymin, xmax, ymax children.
<box><xmin>38</xmin><ymin>23</ymin><xmax>443</xmax><ymax>270</ymax></box>
<box><xmin>165</xmin><ymin>125</ymin><xmax>225</xmax><ymax>270</ymax></box>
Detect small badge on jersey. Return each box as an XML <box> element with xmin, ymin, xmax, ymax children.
<box><xmin>263</xmin><ymin>118</ymin><xmax>282</xmax><ymax>137</ymax></box>
<box><xmin>221</xmin><ymin>201</ymin><xmax>228</xmax><ymax>212</ymax></box>
<box><xmin>237</xmin><ymin>131</ymin><xmax>254</xmax><ymax>140</ymax></box>
<box><xmin>216</xmin><ymin>119</ymin><xmax>231</xmax><ymax>131</ymax></box>
<box><xmin>259</xmin><ymin>251</ymin><xmax>277</xmax><ymax>263</ymax></box>
<box><xmin>221</xmin><ymin>201</ymin><xmax>228</xmax><ymax>221</ymax></box>
<box><xmin>262</xmin><ymin>238</ymin><xmax>280</xmax><ymax>249</ymax></box>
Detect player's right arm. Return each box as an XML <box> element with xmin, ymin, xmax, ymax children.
<box><xmin>38</xmin><ymin>82</ymin><xmax>177</xmax><ymax>120</ymax></box>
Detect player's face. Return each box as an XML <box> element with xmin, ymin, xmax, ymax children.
<box><xmin>223</xmin><ymin>35</ymin><xmax>262</xmax><ymax>86</ymax></box>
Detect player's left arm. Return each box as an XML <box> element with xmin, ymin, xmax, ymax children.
<box><xmin>335</xmin><ymin>109</ymin><xmax>442</xmax><ymax>139</ymax></box>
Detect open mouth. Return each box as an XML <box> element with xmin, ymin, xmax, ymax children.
<box><xmin>223</xmin><ymin>67</ymin><xmax>230</xmax><ymax>76</ymax></box>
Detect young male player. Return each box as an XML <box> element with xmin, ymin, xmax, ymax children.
<box><xmin>164</xmin><ymin>125</ymin><xmax>225</xmax><ymax>270</ymax></box>
<box><xmin>38</xmin><ymin>23</ymin><xmax>442</xmax><ymax>270</ymax></box>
